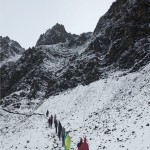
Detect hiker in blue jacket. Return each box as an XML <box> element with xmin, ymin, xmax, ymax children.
<box><xmin>62</xmin><ymin>127</ymin><xmax>66</xmax><ymax>146</ymax></box>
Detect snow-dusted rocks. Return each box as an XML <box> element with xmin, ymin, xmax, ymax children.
<box><xmin>36</xmin><ymin>23</ymin><xmax>75</xmax><ymax>46</ymax></box>
<box><xmin>36</xmin><ymin>23</ymin><xmax>93</xmax><ymax>48</ymax></box>
<box><xmin>92</xmin><ymin>0</ymin><xmax>150</xmax><ymax>70</ymax></box>
<box><xmin>0</xmin><ymin>36</ymin><xmax>25</xmax><ymax>67</ymax></box>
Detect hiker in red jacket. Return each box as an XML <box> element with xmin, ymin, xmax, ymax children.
<box><xmin>80</xmin><ymin>137</ymin><xmax>89</xmax><ymax>150</ymax></box>
<box><xmin>77</xmin><ymin>138</ymin><xmax>83</xmax><ymax>150</ymax></box>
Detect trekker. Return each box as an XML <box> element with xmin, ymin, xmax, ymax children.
<box><xmin>48</xmin><ymin>117</ymin><xmax>51</xmax><ymax>128</ymax></box>
<box><xmin>80</xmin><ymin>137</ymin><xmax>89</xmax><ymax>150</ymax></box>
<box><xmin>77</xmin><ymin>138</ymin><xmax>83</xmax><ymax>150</ymax></box>
<box><xmin>62</xmin><ymin>127</ymin><xmax>65</xmax><ymax>146</ymax></box>
<box><xmin>46</xmin><ymin>110</ymin><xmax>49</xmax><ymax>117</ymax></box>
<box><xmin>54</xmin><ymin>114</ymin><xmax>56</xmax><ymax>120</ymax></box>
<box><xmin>49</xmin><ymin>116</ymin><xmax>52</xmax><ymax>128</ymax></box>
<box><xmin>65</xmin><ymin>132</ymin><xmax>71</xmax><ymax>150</ymax></box>
<box><xmin>51</xmin><ymin>115</ymin><xmax>53</xmax><ymax>128</ymax></box>
<box><xmin>54</xmin><ymin>119</ymin><xmax>58</xmax><ymax>134</ymax></box>
<box><xmin>58</xmin><ymin>121</ymin><xmax>62</xmax><ymax>140</ymax></box>
<box><xmin>64</xmin><ymin>131</ymin><xmax>67</xmax><ymax>150</ymax></box>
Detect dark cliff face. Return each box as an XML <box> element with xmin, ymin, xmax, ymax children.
<box><xmin>94</xmin><ymin>0</ymin><xmax>150</xmax><ymax>35</ymax></box>
<box><xmin>0</xmin><ymin>45</ymin><xmax>77</xmax><ymax>103</ymax></box>
<box><xmin>67</xmin><ymin>32</ymin><xmax>92</xmax><ymax>47</ymax></box>
<box><xmin>0</xmin><ymin>36</ymin><xmax>25</xmax><ymax>62</ymax></box>
<box><xmin>92</xmin><ymin>0</ymin><xmax>150</xmax><ymax>70</ymax></box>
<box><xmin>1</xmin><ymin>0</ymin><xmax>150</xmax><ymax>107</ymax></box>
<box><xmin>0</xmin><ymin>47</ymin><xmax>38</xmax><ymax>99</ymax></box>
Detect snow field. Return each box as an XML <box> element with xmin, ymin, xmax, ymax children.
<box><xmin>0</xmin><ymin>63</ymin><xmax>150</xmax><ymax>150</ymax></box>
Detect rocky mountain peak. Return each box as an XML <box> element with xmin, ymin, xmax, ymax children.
<box><xmin>0</xmin><ymin>36</ymin><xmax>10</xmax><ymax>42</ymax></box>
<box><xmin>36</xmin><ymin>23</ymin><xmax>73</xmax><ymax>46</ymax></box>
<box><xmin>51</xmin><ymin>23</ymin><xmax>66</xmax><ymax>33</ymax></box>
<box><xmin>0</xmin><ymin>36</ymin><xmax>25</xmax><ymax>63</ymax></box>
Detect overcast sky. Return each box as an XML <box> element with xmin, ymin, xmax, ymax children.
<box><xmin>0</xmin><ymin>0</ymin><xmax>115</xmax><ymax>49</ymax></box>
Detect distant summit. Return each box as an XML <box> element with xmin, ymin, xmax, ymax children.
<box><xmin>36</xmin><ymin>23</ymin><xmax>93</xmax><ymax>47</ymax></box>
<box><xmin>51</xmin><ymin>23</ymin><xmax>66</xmax><ymax>33</ymax></box>
<box><xmin>36</xmin><ymin>23</ymin><xmax>74</xmax><ymax>46</ymax></box>
<box><xmin>0</xmin><ymin>36</ymin><xmax>25</xmax><ymax>62</ymax></box>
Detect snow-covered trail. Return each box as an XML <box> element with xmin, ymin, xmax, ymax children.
<box><xmin>0</xmin><ymin>64</ymin><xmax>150</xmax><ymax>150</ymax></box>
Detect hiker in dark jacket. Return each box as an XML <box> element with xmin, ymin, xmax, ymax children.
<box><xmin>58</xmin><ymin>121</ymin><xmax>62</xmax><ymax>140</ymax></box>
<box><xmin>48</xmin><ymin>117</ymin><xmax>51</xmax><ymax>128</ymax></box>
<box><xmin>77</xmin><ymin>138</ymin><xmax>83</xmax><ymax>150</ymax></box>
<box><xmin>54</xmin><ymin>119</ymin><xmax>58</xmax><ymax>134</ymax></box>
<box><xmin>50</xmin><ymin>115</ymin><xmax>53</xmax><ymax>128</ymax></box>
<box><xmin>62</xmin><ymin>127</ymin><xmax>66</xmax><ymax>146</ymax></box>
<box><xmin>46</xmin><ymin>110</ymin><xmax>49</xmax><ymax>117</ymax></box>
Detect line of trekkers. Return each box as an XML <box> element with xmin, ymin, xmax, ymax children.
<box><xmin>46</xmin><ymin>110</ymin><xmax>89</xmax><ymax>150</ymax></box>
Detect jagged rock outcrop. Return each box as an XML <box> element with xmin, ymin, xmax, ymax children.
<box><xmin>0</xmin><ymin>45</ymin><xmax>78</xmax><ymax>104</ymax></box>
<box><xmin>0</xmin><ymin>36</ymin><xmax>25</xmax><ymax>63</ymax></box>
<box><xmin>67</xmin><ymin>32</ymin><xmax>92</xmax><ymax>47</ymax></box>
<box><xmin>91</xmin><ymin>0</ymin><xmax>150</xmax><ymax>70</ymax></box>
<box><xmin>36</xmin><ymin>23</ymin><xmax>75</xmax><ymax>46</ymax></box>
<box><xmin>36</xmin><ymin>23</ymin><xmax>92</xmax><ymax>48</ymax></box>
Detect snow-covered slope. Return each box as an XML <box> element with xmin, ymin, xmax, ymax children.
<box><xmin>1</xmin><ymin>63</ymin><xmax>150</xmax><ymax>150</ymax></box>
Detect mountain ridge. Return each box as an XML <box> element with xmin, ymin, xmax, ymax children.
<box><xmin>0</xmin><ymin>0</ymin><xmax>150</xmax><ymax>108</ymax></box>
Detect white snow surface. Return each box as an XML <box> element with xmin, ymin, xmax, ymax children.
<box><xmin>0</xmin><ymin>63</ymin><xmax>150</xmax><ymax>150</ymax></box>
